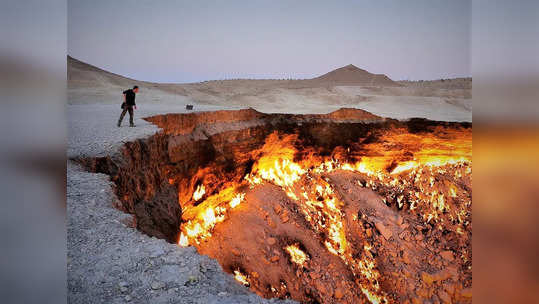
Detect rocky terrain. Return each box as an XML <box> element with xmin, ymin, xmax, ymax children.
<box><xmin>67</xmin><ymin>57</ymin><xmax>471</xmax><ymax>303</ymax></box>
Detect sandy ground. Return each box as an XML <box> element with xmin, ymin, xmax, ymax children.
<box><xmin>68</xmin><ymin>56</ymin><xmax>471</xmax><ymax>121</ymax></box>
<box><xmin>67</xmin><ymin>57</ymin><xmax>471</xmax><ymax>303</ymax></box>
<box><xmin>333</xmin><ymin>86</ymin><xmax>471</xmax><ymax>121</ymax></box>
<box><xmin>69</xmin><ymin>83</ymin><xmax>471</xmax><ymax>121</ymax></box>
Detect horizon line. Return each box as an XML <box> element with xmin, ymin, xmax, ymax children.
<box><xmin>68</xmin><ymin>55</ymin><xmax>472</xmax><ymax>85</ymax></box>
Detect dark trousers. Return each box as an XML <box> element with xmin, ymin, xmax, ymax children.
<box><xmin>118</xmin><ymin>105</ymin><xmax>134</xmax><ymax>126</ymax></box>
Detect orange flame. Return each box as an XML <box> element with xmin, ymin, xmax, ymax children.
<box><xmin>234</xmin><ymin>270</ymin><xmax>249</xmax><ymax>286</ymax></box>
<box><xmin>284</xmin><ymin>244</ymin><xmax>308</xmax><ymax>265</ymax></box>
<box><xmin>192</xmin><ymin>184</ymin><xmax>205</xmax><ymax>201</ymax></box>
<box><xmin>176</xmin><ymin>127</ymin><xmax>471</xmax><ymax>304</ymax></box>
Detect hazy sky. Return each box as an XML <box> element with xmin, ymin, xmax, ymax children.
<box><xmin>68</xmin><ymin>0</ymin><xmax>470</xmax><ymax>83</ymax></box>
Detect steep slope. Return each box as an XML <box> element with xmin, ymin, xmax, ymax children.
<box><xmin>67</xmin><ymin>56</ymin><xmax>190</xmax><ymax>104</ymax></box>
<box><xmin>67</xmin><ymin>56</ymin><xmax>152</xmax><ymax>89</ymax></box>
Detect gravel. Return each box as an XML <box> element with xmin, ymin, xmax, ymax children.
<box><xmin>67</xmin><ymin>103</ymin><xmax>294</xmax><ymax>303</ymax></box>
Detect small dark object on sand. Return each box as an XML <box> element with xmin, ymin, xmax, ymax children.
<box><xmin>186</xmin><ymin>104</ymin><xmax>193</xmax><ymax>110</ymax></box>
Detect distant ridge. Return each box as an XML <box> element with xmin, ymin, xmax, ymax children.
<box><xmin>68</xmin><ymin>55</ymin><xmax>150</xmax><ymax>88</ymax></box>
<box><xmin>311</xmin><ymin>64</ymin><xmax>400</xmax><ymax>86</ymax></box>
<box><xmin>69</xmin><ymin>56</ymin><xmax>400</xmax><ymax>88</ymax></box>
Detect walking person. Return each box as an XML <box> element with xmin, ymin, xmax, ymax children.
<box><xmin>117</xmin><ymin>86</ymin><xmax>139</xmax><ymax>127</ymax></box>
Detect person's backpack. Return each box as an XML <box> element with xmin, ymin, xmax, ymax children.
<box><xmin>121</xmin><ymin>89</ymin><xmax>128</xmax><ymax>108</ymax></box>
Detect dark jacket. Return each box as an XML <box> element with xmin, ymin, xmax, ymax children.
<box><xmin>123</xmin><ymin>89</ymin><xmax>136</xmax><ymax>106</ymax></box>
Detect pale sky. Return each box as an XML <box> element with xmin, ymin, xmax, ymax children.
<box><xmin>68</xmin><ymin>0</ymin><xmax>470</xmax><ymax>83</ymax></box>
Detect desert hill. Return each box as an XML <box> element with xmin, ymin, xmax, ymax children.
<box><xmin>68</xmin><ymin>56</ymin><xmax>151</xmax><ymax>89</ymax></box>
<box><xmin>67</xmin><ymin>56</ymin><xmax>471</xmax><ymax>122</ymax></box>
<box><xmin>68</xmin><ymin>57</ymin><xmax>399</xmax><ymax>88</ymax></box>
<box><xmin>311</xmin><ymin>64</ymin><xmax>400</xmax><ymax>86</ymax></box>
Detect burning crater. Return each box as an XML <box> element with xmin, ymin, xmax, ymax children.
<box><xmin>80</xmin><ymin>108</ymin><xmax>472</xmax><ymax>304</ymax></box>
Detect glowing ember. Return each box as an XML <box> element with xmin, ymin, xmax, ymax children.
<box><xmin>234</xmin><ymin>270</ymin><xmax>249</xmax><ymax>286</ymax></box>
<box><xmin>192</xmin><ymin>184</ymin><xmax>205</xmax><ymax>201</ymax></box>
<box><xmin>284</xmin><ymin>244</ymin><xmax>308</xmax><ymax>265</ymax></box>
<box><xmin>229</xmin><ymin>193</ymin><xmax>245</xmax><ymax>208</ymax></box>
<box><xmin>178</xmin><ymin>232</ymin><xmax>188</xmax><ymax>247</ymax></box>
<box><xmin>180</xmin><ymin>187</ymin><xmax>246</xmax><ymax>244</ymax></box>
<box><xmin>391</xmin><ymin>161</ymin><xmax>418</xmax><ymax>175</ymax></box>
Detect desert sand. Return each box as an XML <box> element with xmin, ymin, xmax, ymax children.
<box><xmin>68</xmin><ymin>56</ymin><xmax>471</xmax><ymax>121</ymax></box>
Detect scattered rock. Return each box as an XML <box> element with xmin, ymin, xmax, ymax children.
<box><xmin>396</xmin><ymin>215</ymin><xmax>403</xmax><ymax>226</ymax></box>
<box><xmin>440</xmin><ymin>250</ymin><xmax>454</xmax><ymax>261</ymax></box>
<box><xmin>416</xmin><ymin>287</ymin><xmax>429</xmax><ymax>298</ymax></box>
<box><xmin>399</xmin><ymin>230</ymin><xmax>407</xmax><ymax>240</ymax></box>
<box><xmin>444</xmin><ymin>283</ymin><xmax>455</xmax><ymax>295</ymax></box>
<box><xmin>199</xmin><ymin>263</ymin><xmax>208</xmax><ymax>273</ymax></box>
<box><xmin>151</xmin><ymin>281</ymin><xmax>165</xmax><ymax>290</ymax></box>
<box><xmin>438</xmin><ymin>290</ymin><xmax>451</xmax><ymax>303</ymax></box>
<box><xmin>315</xmin><ymin>281</ymin><xmax>327</xmax><ymax>295</ymax></box>
<box><xmin>375</xmin><ymin>221</ymin><xmax>393</xmax><ymax>240</ymax></box>
<box><xmin>461</xmin><ymin>287</ymin><xmax>472</xmax><ymax>298</ymax></box>
<box><xmin>334</xmin><ymin>288</ymin><xmax>344</xmax><ymax>299</ymax></box>
<box><xmin>148</xmin><ymin>245</ymin><xmax>165</xmax><ymax>258</ymax></box>
<box><xmin>267</xmin><ymin>238</ymin><xmax>277</xmax><ymax>245</ymax></box>
<box><xmin>120</xmin><ymin>286</ymin><xmax>128</xmax><ymax>293</ymax></box>
<box><xmin>124</xmin><ymin>295</ymin><xmax>132</xmax><ymax>302</ymax></box>
<box><xmin>156</xmin><ymin>264</ymin><xmax>188</xmax><ymax>285</ymax></box>
<box><xmin>363</xmin><ymin>227</ymin><xmax>371</xmax><ymax>238</ymax></box>
<box><xmin>119</xmin><ymin>214</ymin><xmax>136</xmax><ymax>228</ymax></box>
<box><xmin>421</xmin><ymin>269</ymin><xmax>452</xmax><ymax>285</ymax></box>
<box><xmin>118</xmin><ymin>281</ymin><xmax>129</xmax><ymax>288</ymax></box>
<box><xmin>446</xmin><ymin>266</ymin><xmax>459</xmax><ymax>279</ymax></box>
